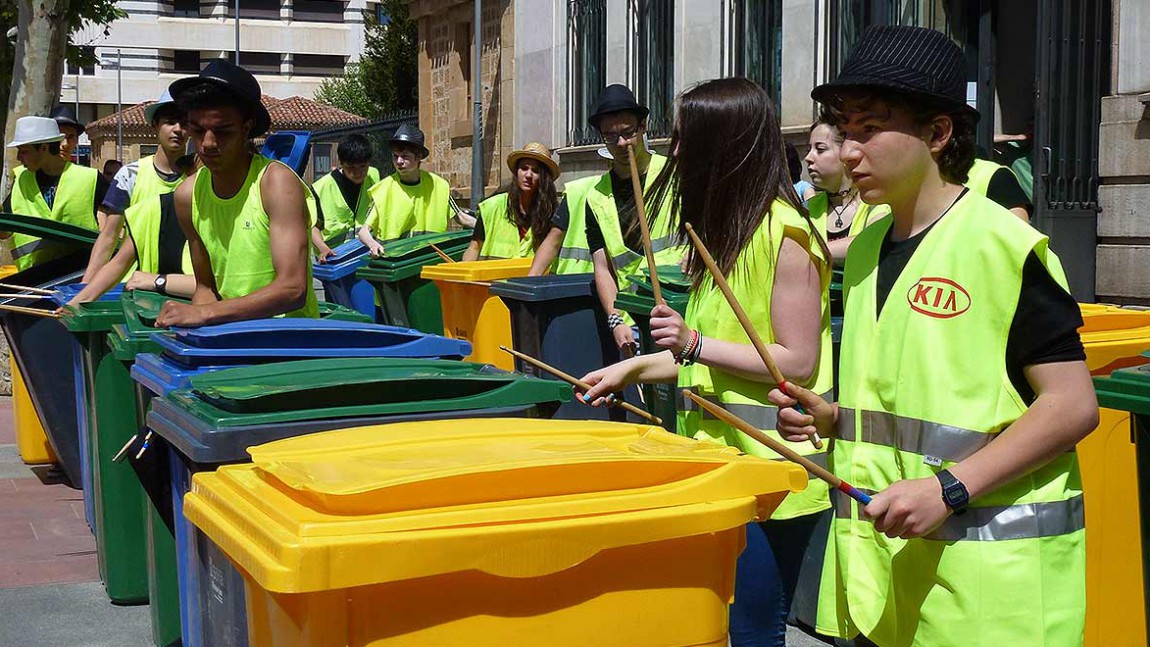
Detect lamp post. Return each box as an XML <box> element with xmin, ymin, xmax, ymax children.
<box><xmin>234</xmin><ymin>0</ymin><xmax>240</xmax><ymax>64</ymax></box>
<box><xmin>60</xmin><ymin>80</ymin><xmax>80</xmax><ymax>162</ymax></box>
<box><xmin>116</xmin><ymin>49</ymin><xmax>123</xmax><ymax>161</ymax></box>
<box><xmin>470</xmin><ymin>0</ymin><xmax>482</xmax><ymax>209</ymax></box>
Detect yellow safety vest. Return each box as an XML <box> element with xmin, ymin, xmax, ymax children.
<box><xmin>124</xmin><ymin>194</ymin><xmax>192</xmax><ymax>276</ymax></box>
<box><xmin>191</xmin><ymin>155</ymin><xmax>318</xmax><ymax>318</ymax></box>
<box><xmin>313</xmin><ymin>167</ymin><xmax>381</xmax><ymax>243</ymax></box>
<box><xmin>364</xmin><ymin>171</ymin><xmax>451</xmax><ymax>242</ymax></box>
<box><xmin>678</xmin><ymin>199</ymin><xmax>833</xmax><ymax>520</ymax></box>
<box><xmin>585</xmin><ymin>153</ymin><xmax>686</xmax><ymax>286</ymax></box>
<box><xmin>476</xmin><ymin>192</ymin><xmax>535</xmax><ymax>260</ymax></box>
<box><xmin>821</xmin><ymin>192</ymin><xmax>1085</xmax><ymax>645</ymax></box>
<box><xmin>964</xmin><ymin>158</ymin><xmax>1011</xmax><ymax>197</ymax></box>
<box><xmin>8</xmin><ymin>162</ymin><xmax>99</xmax><ymax>270</ymax></box>
<box><xmin>129</xmin><ymin>155</ymin><xmax>184</xmax><ymax>207</ymax></box>
<box><xmin>553</xmin><ymin>175</ymin><xmax>600</xmax><ymax>275</ymax></box>
<box><xmin>807</xmin><ymin>192</ymin><xmax>891</xmax><ymax>238</ymax></box>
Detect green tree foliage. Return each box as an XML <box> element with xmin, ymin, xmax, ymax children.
<box><xmin>314</xmin><ymin>0</ymin><xmax>417</xmax><ymax>119</ymax></box>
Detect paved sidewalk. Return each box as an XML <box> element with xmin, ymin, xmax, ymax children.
<box><xmin>0</xmin><ymin>396</ymin><xmax>152</xmax><ymax>646</ymax></box>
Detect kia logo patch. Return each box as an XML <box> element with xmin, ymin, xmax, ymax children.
<box><xmin>906</xmin><ymin>277</ymin><xmax>971</xmax><ymax>319</ymax></box>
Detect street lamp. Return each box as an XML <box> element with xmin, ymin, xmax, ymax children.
<box><xmin>60</xmin><ymin>80</ymin><xmax>80</xmax><ymax>162</ymax></box>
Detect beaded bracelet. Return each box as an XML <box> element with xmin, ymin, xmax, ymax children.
<box><xmin>676</xmin><ymin>330</ymin><xmax>700</xmax><ymax>365</ymax></box>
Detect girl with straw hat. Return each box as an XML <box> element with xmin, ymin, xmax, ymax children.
<box><xmin>462</xmin><ymin>142</ymin><xmax>560</xmax><ymax>261</ymax></box>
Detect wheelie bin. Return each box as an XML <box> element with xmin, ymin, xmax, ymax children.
<box><xmin>312</xmin><ymin>238</ymin><xmax>376</xmax><ymax>320</ymax></box>
<box><xmin>491</xmin><ymin>273</ymin><xmax>644</xmax><ymax>421</ymax></box>
<box><xmin>422</xmin><ymin>258</ymin><xmax>534</xmax><ymax>370</ymax></box>
<box><xmin>1076</xmin><ymin>306</ymin><xmax>1150</xmax><ymax>647</ymax></box>
<box><xmin>127</xmin><ymin>318</ymin><xmax>471</xmax><ymax>647</ymax></box>
<box><xmin>11</xmin><ymin>357</ymin><xmax>54</xmax><ymax>464</ymax></box>
<box><xmin>183</xmin><ymin>418</ymin><xmax>806</xmax><ymax>647</ymax></box>
<box><xmin>614</xmin><ymin>267</ymin><xmax>692</xmax><ymax>432</ymax></box>
<box><xmin>354</xmin><ymin>230</ymin><xmax>472</xmax><ymax>334</ymax></box>
<box><xmin>146</xmin><ymin>357</ymin><xmax>569</xmax><ymax>647</ymax></box>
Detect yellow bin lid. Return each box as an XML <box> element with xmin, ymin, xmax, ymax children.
<box><xmin>184</xmin><ymin>418</ymin><xmax>806</xmax><ymax>593</ymax></box>
<box><xmin>421</xmin><ymin>257</ymin><xmax>533</xmax><ymax>282</ymax></box>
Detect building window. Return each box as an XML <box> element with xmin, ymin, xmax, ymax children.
<box><xmin>733</xmin><ymin>0</ymin><xmax>782</xmax><ymax>103</ymax></box>
<box><xmin>173</xmin><ymin>50</ymin><xmax>201</xmax><ymax>73</ymax></box>
<box><xmin>375</xmin><ymin>3</ymin><xmax>390</xmax><ymax>25</ymax></box>
<box><xmin>173</xmin><ymin>0</ymin><xmax>199</xmax><ymax>18</ymax></box>
<box><xmin>567</xmin><ymin>0</ymin><xmax>606</xmax><ymax>146</ymax></box>
<box><xmin>829</xmin><ymin>0</ymin><xmax>965</xmax><ymax>73</ymax></box>
<box><xmin>240</xmin><ymin>51</ymin><xmax>282</xmax><ymax>75</ymax></box>
<box><xmin>637</xmin><ymin>0</ymin><xmax>674</xmax><ymax>139</ymax></box>
<box><xmin>294</xmin><ymin>0</ymin><xmax>346</xmax><ymax>23</ymax></box>
<box><xmin>237</xmin><ymin>0</ymin><xmax>280</xmax><ymax>20</ymax></box>
<box><xmin>294</xmin><ymin>53</ymin><xmax>346</xmax><ymax>77</ymax></box>
<box><xmin>64</xmin><ymin>46</ymin><xmax>96</xmax><ymax>76</ymax></box>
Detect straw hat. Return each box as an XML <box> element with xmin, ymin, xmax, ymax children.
<box><xmin>507</xmin><ymin>142</ymin><xmax>559</xmax><ymax>179</ymax></box>
<box><xmin>6</xmin><ymin>117</ymin><xmax>65</xmax><ymax>148</ymax></box>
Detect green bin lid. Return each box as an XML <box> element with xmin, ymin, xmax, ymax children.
<box><xmin>1094</xmin><ymin>363</ymin><xmax>1150</xmax><ymax>414</ymax></box>
<box><xmin>170</xmin><ymin>357</ymin><xmax>572</xmax><ymax>426</ymax></box>
<box><xmin>614</xmin><ymin>287</ymin><xmax>689</xmax><ymax>317</ymax></box>
<box><xmin>59</xmin><ymin>299</ymin><xmax>126</xmax><ymax>333</ymax></box>
<box><xmin>627</xmin><ymin>265</ymin><xmax>692</xmax><ymax>296</ymax></box>
<box><xmin>0</xmin><ymin>212</ymin><xmax>99</xmax><ymax>245</ymax></box>
<box><xmin>317</xmin><ymin>300</ymin><xmax>374</xmax><ymax>322</ymax></box>
<box><xmin>374</xmin><ymin>230</ymin><xmax>473</xmax><ymax>261</ymax></box>
<box><xmin>109</xmin><ymin>323</ymin><xmax>162</xmax><ymax>360</ymax></box>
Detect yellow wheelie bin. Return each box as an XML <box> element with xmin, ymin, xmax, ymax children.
<box><xmin>12</xmin><ymin>357</ymin><xmax>55</xmax><ymax>464</ymax></box>
<box><xmin>1079</xmin><ymin>304</ymin><xmax>1150</xmax><ymax>647</ymax></box>
<box><xmin>185</xmin><ymin>419</ymin><xmax>806</xmax><ymax>647</ymax></box>
<box><xmin>422</xmin><ymin>258</ymin><xmax>533</xmax><ymax>370</ymax></box>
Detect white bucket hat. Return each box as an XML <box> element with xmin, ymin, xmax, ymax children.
<box><xmin>6</xmin><ymin>116</ymin><xmax>65</xmax><ymax>148</ymax></box>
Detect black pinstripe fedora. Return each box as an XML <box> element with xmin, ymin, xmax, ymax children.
<box><xmin>812</xmin><ymin>26</ymin><xmax>978</xmax><ymax>119</ymax></box>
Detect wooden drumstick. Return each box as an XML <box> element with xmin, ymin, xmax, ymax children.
<box><xmin>626</xmin><ymin>142</ymin><xmax>663</xmax><ymax>305</ymax></box>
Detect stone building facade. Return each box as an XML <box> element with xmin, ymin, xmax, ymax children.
<box><xmin>407</xmin><ymin>0</ymin><xmax>515</xmax><ymax>205</ymax></box>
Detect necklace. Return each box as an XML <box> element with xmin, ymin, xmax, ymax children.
<box><xmin>831</xmin><ymin>189</ymin><xmax>857</xmax><ymax>229</ymax></box>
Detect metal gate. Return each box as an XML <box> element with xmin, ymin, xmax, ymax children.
<box><xmin>1033</xmin><ymin>0</ymin><xmax>1110</xmax><ymax>301</ymax></box>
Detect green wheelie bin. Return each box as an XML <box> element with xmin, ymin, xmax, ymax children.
<box><xmin>355</xmin><ymin>230</ymin><xmax>472</xmax><ymax>334</ymax></box>
<box><xmin>613</xmin><ymin>267</ymin><xmax>692</xmax><ymax>432</ymax></box>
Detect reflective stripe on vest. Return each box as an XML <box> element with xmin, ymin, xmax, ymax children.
<box><xmin>553</xmin><ymin>176</ymin><xmax>599</xmax><ymax>275</ymax></box>
<box><xmin>836</xmin><ymin>407</ymin><xmax>998</xmax><ymax>464</ymax></box>
<box><xmin>678</xmin><ymin>387</ymin><xmax>835</xmax><ymax>430</ymax></box>
<box><xmin>831</xmin><ymin>488</ymin><xmax>1085</xmax><ymax>542</ymax></box>
<box><xmin>8</xmin><ymin>162</ymin><xmax>99</xmax><ymax>271</ymax></box>
<box><xmin>558</xmin><ymin>246</ymin><xmax>593</xmax><ymax>262</ymax></box>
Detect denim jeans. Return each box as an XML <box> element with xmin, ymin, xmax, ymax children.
<box><xmin>729</xmin><ymin>514</ymin><xmax>823</xmax><ymax>647</ymax></box>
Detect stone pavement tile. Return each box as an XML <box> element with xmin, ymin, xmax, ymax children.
<box><xmin>0</xmin><ymin>581</ymin><xmax>150</xmax><ymax>647</ymax></box>
<box><xmin>0</xmin><ymin>398</ymin><xmax>15</xmax><ymax>445</ymax></box>
<box><xmin>30</xmin><ymin>516</ymin><xmax>92</xmax><ymax>539</ymax></box>
<box><xmin>0</xmin><ymin>554</ymin><xmax>99</xmax><ymax>589</ymax></box>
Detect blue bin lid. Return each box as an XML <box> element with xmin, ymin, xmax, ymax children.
<box><xmin>155</xmin><ymin>320</ymin><xmax>471</xmax><ymax>366</ymax></box>
<box><xmin>489</xmin><ymin>273</ymin><xmax>597</xmax><ymax>302</ymax></box>
<box><xmin>50</xmin><ymin>283</ymin><xmax>124</xmax><ymax>307</ymax></box>
<box><xmin>312</xmin><ymin>239</ymin><xmax>371</xmax><ymax>281</ymax></box>
<box><xmin>130</xmin><ymin>352</ymin><xmax>230</xmax><ymax>397</ymax></box>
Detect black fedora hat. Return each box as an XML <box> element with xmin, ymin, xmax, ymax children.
<box><xmin>588</xmin><ymin>84</ymin><xmax>649</xmax><ymax>129</ymax></box>
<box><xmin>169</xmin><ymin>58</ymin><xmax>272</xmax><ymax>137</ymax></box>
<box><xmin>389</xmin><ymin>123</ymin><xmax>429</xmax><ymax>159</ymax></box>
<box><xmin>49</xmin><ymin>105</ymin><xmax>85</xmax><ymax>135</ymax></box>
<box><xmin>812</xmin><ymin>26</ymin><xmax>978</xmax><ymax>119</ymax></box>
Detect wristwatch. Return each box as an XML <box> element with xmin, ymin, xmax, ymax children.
<box><xmin>153</xmin><ymin>274</ymin><xmax>168</xmax><ymax>296</ymax></box>
<box><xmin>936</xmin><ymin>469</ymin><xmax>969</xmax><ymax>515</ymax></box>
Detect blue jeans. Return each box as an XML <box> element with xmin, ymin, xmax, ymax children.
<box><xmin>729</xmin><ymin>514</ymin><xmax>822</xmax><ymax>647</ymax></box>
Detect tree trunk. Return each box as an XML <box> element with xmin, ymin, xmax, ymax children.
<box><xmin>3</xmin><ymin>0</ymin><xmax>71</xmax><ymax>197</ymax></box>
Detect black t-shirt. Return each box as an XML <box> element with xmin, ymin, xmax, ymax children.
<box><xmin>985</xmin><ymin>168</ymin><xmax>1032</xmax><ymax>215</ymax></box>
<box><xmin>586</xmin><ymin>171</ymin><xmax>644</xmax><ymax>255</ymax></box>
<box><xmin>156</xmin><ymin>192</ymin><xmax>188</xmax><ymax>274</ymax></box>
<box><xmin>330</xmin><ymin>169</ymin><xmax>362</xmax><ymax>216</ymax></box>
<box><xmin>873</xmin><ymin>200</ymin><xmax>1084</xmax><ymax>403</ymax></box>
<box><xmin>3</xmin><ymin>169</ymin><xmax>111</xmax><ymax>222</ymax></box>
<box><xmin>471</xmin><ymin>212</ymin><xmax>486</xmax><ymax>241</ymax></box>
<box><xmin>309</xmin><ymin>185</ymin><xmax>325</xmax><ymax>231</ymax></box>
<box><xmin>551</xmin><ymin>197</ymin><xmax>571</xmax><ymax>230</ymax></box>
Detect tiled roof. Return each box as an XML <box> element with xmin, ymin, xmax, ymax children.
<box><xmin>86</xmin><ymin>95</ymin><xmax>368</xmax><ymax>137</ymax></box>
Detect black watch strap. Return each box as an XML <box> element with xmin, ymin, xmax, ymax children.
<box><xmin>936</xmin><ymin>469</ymin><xmax>969</xmax><ymax>515</ymax></box>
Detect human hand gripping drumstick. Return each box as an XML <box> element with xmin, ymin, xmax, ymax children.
<box><xmin>500</xmin><ymin>346</ymin><xmax>662</xmax><ymax>425</ymax></box>
<box><xmin>683</xmin><ymin>222</ymin><xmax>823</xmax><ymax>449</ymax></box>
<box><xmin>684</xmin><ymin>390</ymin><xmax>868</xmax><ymax>503</ymax></box>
